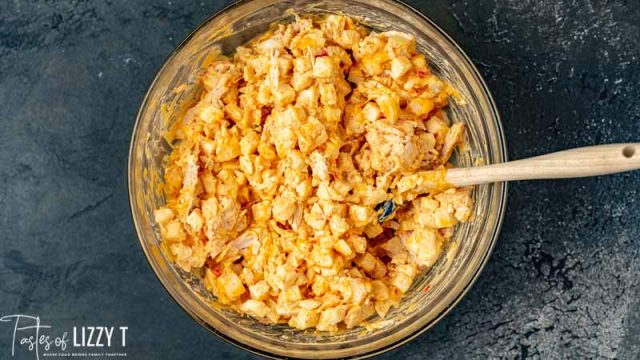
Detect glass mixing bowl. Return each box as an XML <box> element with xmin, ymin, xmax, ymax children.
<box><xmin>128</xmin><ymin>0</ymin><xmax>508</xmax><ymax>357</ymax></box>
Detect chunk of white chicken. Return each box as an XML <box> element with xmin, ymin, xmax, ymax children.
<box><xmin>400</xmin><ymin>227</ymin><xmax>442</xmax><ymax>268</ymax></box>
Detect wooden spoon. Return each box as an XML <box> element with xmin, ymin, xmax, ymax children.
<box><xmin>378</xmin><ymin>143</ymin><xmax>639</xmax><ymax>222</ymax></box>
<box><xmin>446</xmin><ymin>143</ymin><xmax>640</xmax><ymax>187</ymax></box>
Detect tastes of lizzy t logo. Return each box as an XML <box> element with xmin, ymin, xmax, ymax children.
<box><xmin>0</xmin><ymin>314</ymin><xmax>128</xmax><ymax>359</ymax></box>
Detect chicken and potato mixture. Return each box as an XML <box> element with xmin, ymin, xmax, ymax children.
<box><xmin>154</xmin><ymin>15</ymin><xmax>473</xmax><ymax>331</ymax></box>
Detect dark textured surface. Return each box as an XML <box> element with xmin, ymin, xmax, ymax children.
<box><xmin>1</xmin><ymin>0</ymin><xmax>639</xmax><ymax>359</ymax></box>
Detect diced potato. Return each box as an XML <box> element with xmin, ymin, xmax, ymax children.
<box><xmin>283</xmin><ymin>286</ymin><xmax>303</xmax><ymax>303</ymax></box>
<box><xmin>200</xmin><ymin>138</ymin><xmax>215</xmax><ymax>156</ymax></box>
<box><xmin>347</xmin><ymin>235</ymin><xmax>367</xmax><ymax>254</ymax></box>
<box><xmin>293</xmin><ymin>56</ymin><xmax>312</xmax><ymax>73</ymax></box>
<box><xmin>347</xmin><ymin>64</ymin><xmax>364</xmax><ymax>83</ymax></box>
<box><xmin>434</xmin><ymin>208</ymin><xmax>457</xmax><ymax>228</ymax></box>
<box><xmin>224</xmin><ymin>103</ymin><xmax>243</xmax><ymax>124</ymax></box>
<box><xmin>274</xmin><ymin>83</ymin><xmax>296</xmax><ymax>107</ymax></box>
<box><xmin>319</xmin><ymin>293</ymin><xmax>341</xmax><ymax>309</ymax></box>
<box><xmin>331</xmin><ymin>179</ymin><xmax>352</xmax><ymax>198</ymax></box>
<box><xmin>241</xmin><ymin>267</ymin><xmax>256</xmax><ymax>285</ymax></box>
<box><xmin>390</xmin><ymin>56</ymin><xmax>412</xmax><ymax>79</ymax></box>
<box><xmin>204</xmin><ymin>267</ymin><xmax>217</xmax><ymax>293</ymax></box>
<box><xmin>239</xmin><ymin>154</ymin><xmax>254</xmax><ymax>175</ymax></box>
<box><xmin>371</xmin><ymin>280</ymin><xmax>389</xmax><ymax>300</ymax></box>
<box><xmin>311</xmin><ymin>246</ymin><xmax>335</xmax><ymax>268</ymax></box>
<box><xmin>199</xmin><ymin>105</ymin><xmax>224</xmax><ymax>124</ymax></box>
<box><xmin>408</xmin><ymin>97</ymin><xmax>435</xmax><ymax>117</ymax></box>
<box><xmin>352</xmin><ymin>184</ymin><xmax>389</xmax><ymax>206</ymax></box>
<box><xmin>320</xmin><ymin>200</ymin><xmax>348</xmax><ymax>218</ymax></box>
<box><xmin>375</xmin><ymin>299</ymin><xmax>392</xmax><ymax>318</ymax></box>
<box><xmin>374</xmin><ymin>91</ymin><xmax>399</xmax><ymax>123</ymax></box>
<box><xmin>313</xmin><ymin>56</ymin><xmax>338</xmax><ymax>78</ymax></box>
<box><xmin>350</xmin><ymin>278</ymin><xmax>369</xmax><ymax>305</ymax></box>
<box><xmin>240</xmin><ymin>299</ymin><xmax>271</xmax><ymax>319</ymax></box>
<box><xmin>312</xmin><ymin>275</ymin><xmax>330</xmax><ymax>296</ymax></box>
<box><xmin>186</xmin><ymin>210</ymin><xmax>204</xmax><ymax>233</ymax></box>
<box><xmin>319</xmin><ymin>83</ymin><xmax>338</xmax><ymax>105</ymax></box>
<box><xmin>355</xmin><ymin>252</ymin><xmax>377</xmax><ymax>273</ymax></box>
<box><xmin>299</xmin><ymin>299</ymin><xmax>321</xmax><ymax>310</ymax></box>
<box><xmin>219</xmin><ymin>271</ymin><xmax>246</xmax><ymax>301</ymax></box>
<box><xmin>297</xmin><ymin>85</ymin><xmax>320</xmax><ymax>110</ymax></box>
<box><xmin>170</xmin><ymin>243</ymin><xmax>192</xmax><ymax>271</ymax></box>
<box><xmin>344</xmin><ymin>303</ymin><xmax>375</xmax><ymax>328</ymax></box>
<box><xmin>316</xmin><ymin>305</ymin><xmax>347</xmax><ymax>332</ymax></box>
<box><xmin>329</xmin><ymin>214</ymin><xmax>349</xmax><ymax>237</ymax></box>
<box><xmin>201</xmin><ymin>197</ymin><xmax>219</xmax><ymax>221</ymax></box>
<box><xmin>380</xmin><ymin>236</ymin><xmax>405</xmax><ymax>256</ymax></box>
<box><xmin>389</xmin><ymin>271</ymin><xmax>413</xmax><ymax>293</ymax></box>
<box><xmin>384</xmin><ymin>31</ymin><xmax>415</xmax><ymax>56</ymax></box>
<box><xmin>275</xmin><ymin>301</ymin><xmax>296</xmax><ymax>317</ymax></box>
<box><xmin>319</xmin><ymin>235</ymin><xmax>337</xmax><ymax>249</ymax></box>
<box><xmin>154</xmin><ymin>207</ymin><xmax>174</xmax><ymax>225</ymax></box>
<box><xmin>371</xmin><ymin>261</ymin><xmax>387</xmax><ymax>279</ymax></box>
<box><xmin>201</xmin><ymin>171</ymin><xmax>217</xmax><ymax>194</ymax></box>
<box><xmin>305</xmin><ymin>203</ymin><xmax>327</xmax><ymax>230</ymax></box>
<box><xmin>335</xmin><ymin>29</ymin><xmax>360</xmax><ymax>49</ymax></box>
<box><xmin>297</xmin><ymin>116</ymin><xmax>328</xmax><ymax>154</ymax></box>
<box><xmin>309</xmin><ymin>151</ymin><xmax>330</xmax><ymax>183</ymax></box>
<box><xmin>248</xmin><ymin>280</ymin><xmax>270</xmax><ymax>301</ymax></box>
<box><xmin>258</xmin><ymin>139</ymin><xmax>277</xmax><ymax>160</ymax></box>
<box><xmin>397</xmin><ymin>263</ymin><xmax>418</xmax><ymax>280</ymax></box>
<box><xmin>411</xmin><ymin>54</ymin><xmax>427</xmax><ymax>69</ymax></box>
<box><xmin>272</xmin><ymin>191</ymin><xmax>297</xmax><ymax>223</ymax></box>
<box><xmin>349</xmin><ymin>205</ymin><xmax>373</xmax><ymax>227</ymax></box>
<box><xmin>270</xmin><ymin>109</ymin><xmax>303</xmax><ymax>158</ymax></box>
<box><xmin>361</xmin><ymin>50</ymin><xmax>388</xmax><ymax>76</ymax></box>
<box><xmin>426</xmin><ymin>75</ymin><xmax>444</xmax><ymax>94</ymax></box>
<box><xmin>291</xmin><ymin>29</ymin><xmax>326</xmax><ymax>53</ymax></box>
<box><xmin>251</xmin><ymin>201</ymin><xmax>272</xmax><ymax>222</ymax></box>
<box><xmin>240</xmin><ymin>130</ymin><xmax>260</xmax><ymax>155</ymax></box>
<box><xmin>323</xmin><ymin>135</ymin><xmax>342</xmax><ymax>160</ymax></box>
<box><xmin>425</xmin><ymin>116</ymin><xmax>449</xmax><ymax>134</ymax></box>
<box><xmin>323</xmin><ymin>15</ymin><xmax>346</xmax><ymax>36</ymax></box>
<box><xmin>295</xmin><ymin>177</ymin><xmax>313</xmax><ymax>199</ymax></box>
<box><xmin>361</xmin><ymin>102</ymin><xmax>381</xmax><ymax>123</ymax></box>
<box><xmin>331</xmin><ymin>278</ymin><xmax>353</xmax><ymax>302</ymax></box>
<box><xmin>289</xmin><ymin>309</ymin><xmax>320</xmax><ymax>330</ymax></box>
<box><xmin>164</xmin><ymin>220</ymin><xmax>186</xmax><ymax>242</ymax></box>
<box><xmin>257</xmin><ymin>82</ymin><xmax>272</xmax><ymax>105</ymax></box>
<box><xmin>322</xmin><ymin>106</ymin><xmax>342</xmax><ymax>125</ymax></box>
<box><xmin>348</xmin><ymin>267</ymin><xmax>364</xmax><ymax>278</ymax></box>
<box><xmin>291</xmin><ymin>71</ymin><xmax>313</xmax><ymax>91</ymax></box>
<box><xmin>363</xmin><ymin>222</ymin><xmax>383</xmax><ymax>238</ymax></box>
<box><xmin>215</xmin><ymin>128</ymin><xmax>241</xmax><ymax>162</ymax></box>
<box><xmin>333</xmin><ymin>239</ymin><xmax>353</xmax><ymax>257</ymax></box>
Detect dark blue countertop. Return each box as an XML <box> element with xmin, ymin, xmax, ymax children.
<box><xmin>1</xmin><ymin>1</ymin><xmax>639</xmax><ymax>359</ymax></box>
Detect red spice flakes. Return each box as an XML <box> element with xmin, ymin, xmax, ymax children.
<box><xmin>315</xmin><ymin>49</ymin><xmax>328</xmax><ymax>57</ymax></box>
<box><xmin>241</xmin><ymin>289</ymin><xmax>251</xmax><ymax>302</ymax></box>
<box><xmin>205</xmin><ymin>256</ymin><xmax>216</xmax><ymax>269</ymax></box>
<box><xmin>213</xmin><ymin>265</ymin><xmax>223</xmax><ymax>277</ymax></box>
<box><xmin>261</xmin><ymin>106</ymin><xmax>273</xmax><ymax>120</ymax></box>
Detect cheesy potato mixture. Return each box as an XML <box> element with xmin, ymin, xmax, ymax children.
<box><xmin>154</xmin><ymin>15</ymin><xmax>473</xmax><ymax>331</ymax></box>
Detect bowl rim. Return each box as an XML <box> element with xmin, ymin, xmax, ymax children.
<box><xmin>128</xmin><ymin>0</ymin><xmax>508</xmax><ymax>358</ymax></box>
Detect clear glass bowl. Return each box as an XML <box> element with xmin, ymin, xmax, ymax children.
<box><xmin>128</xmin><ymin>0</ymin><xmax>508</xmax><ymax>358</ymax></box>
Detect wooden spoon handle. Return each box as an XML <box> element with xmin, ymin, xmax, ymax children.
<box><xmin>446</xmin><ymin>143</ymin><xmax>640</xmax><ymax>187</ymax></box>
